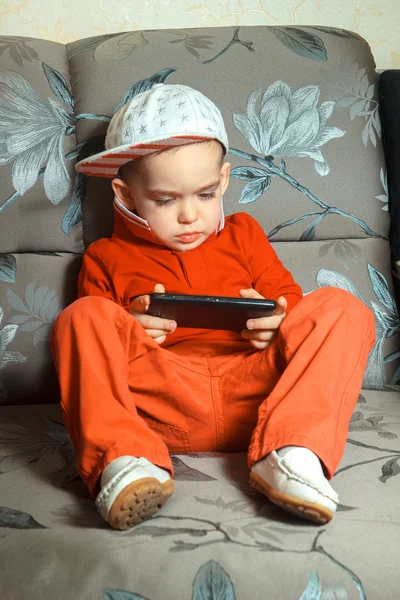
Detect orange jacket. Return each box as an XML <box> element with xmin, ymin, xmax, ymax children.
<box><xmin>77</xmin><ymin>207</ymin><xmax>303</xmax><ymax>347</ymax></box>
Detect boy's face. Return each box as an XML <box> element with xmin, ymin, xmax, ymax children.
<box><xmin>112</xmin><ymin>141</ymin><xmax>231</xmax><ymax>251</ymax></box>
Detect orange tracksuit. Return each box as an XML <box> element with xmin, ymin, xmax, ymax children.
<box><xmin>50</xmin><ymin>206</ymin><xmax>376</xmax><ymax>497</ymax></box>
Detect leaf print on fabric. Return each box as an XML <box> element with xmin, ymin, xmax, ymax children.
<box><xmin>51</xmin><ymin>502</ymin><xmax>103</xmax><ymax>526</ymax></box>
<box><xmin>299</xmin><ymin>572</ymin><xmax>321</xmax><ymax>600</ymax></box>
<box><xmin>232</xmin><ymin>81</ymin><xmax>345</xmax><ymax>176</ymax></box>
<box><xmin>0</xmin><ymin>65</ymin><xmax>75</xmax><ymax>213</ymax></box>
<box><xmin>230</xmin><ymin>149</ymin><xmax>379</xmax><ymax>239</ymax></box>
<box><xmin>237</xmin><ymin>176</ymin><xmax>271</xmax><ymax>204</ymax></box>
<box><xmin>104</xmin><ymin>590</ymin><xmax>148</xmax><ymax>600</ymax></box>
<box><xmin>271</xmin><ymin>27</ymin><xmax>327</xmax><ymax>62</ymax></box>
<box><xmin>229</xmin><ymin>165</ymin><xmax>273</xmax><ymax>205</ymax></box>
<box><xmin>0</xmin><ymin>37</ymin><xmax>39</xmax><ymax>66</ymax></box>
<box><xmin>0</xmin><ymin>417</ymin><xmax>77</xmax><ymax>488</ymax></box>
<box><xmin>67</xmin><ymin>34</ymin><xmax>116</xmax><ymax>59</ymax></box>
<box><xmin>0</xmin><ymin>506</ymin><xmax>46</xmax><ymax>529</ymax></box>
<box><xmin>132</xmin><ymin>516</ymin><xmax>215</xmax><ymax>550</ymax></box>
<box><xmin>316</xmin><ymin>266</ymin><xmax>400</xmax><ymax>388</ymax></box>
<box><xmin>349</xmin><ymin>411</ymin><xmax>398</xmax><ymax>439</ymax></box>
<box><xmin>62</xmin><ymin>171</ymin><xmax>85</xmax><ymax>236</ymax></box>
<box><xmin>368</xmin><ymin>263</ymin><xmax>399</xmax><ymax>318</ymax></box>
<box><xmin>375</xmin><ymin>168</ymin><xmax>389</xmax><ymax>211</ymax></box>
<box><xmin>131</xmin><ymin>515</ymin><xmax>366</xmax><ymax>595</ymax></box>
<box><xmin>240</xmin><ymin>519</ymin><xmax>283</xmax><ymax>547</ymax></box>
<box><xmin>7</xmin><ymin>281</ymin><xmax>61</xmax><ymax>345</ymax></box>
<box><xmin>303</xmin><ymin>26</ymin><xmax>362</xmax><ymax>40</ymax></box>
<box><xmin>318</xmin><ymin>241</ymin><xmax>362</xmax><ymax>271</ymax></box>
<box><xmin>171</xmin><ymin>456</ymin><xmax>217</xmax><ymax>481</ymax></box>
<box><xmin>167</xmin><ymin>30</ymin><xmax>214</xmax><ymax>59</ymax></box>
<box><xmin>379</xmin><ymin>457</ymin><xmax>400</xmax><ymax>483</ymax></box>
<box><xmin>0</xmin><ymin>254</ymin><xmax>16</xmax><ymax>283</ymax></box>
<box><xmin>93</xmin><ymin>32</ymin><xmax>149</xmax><ymax>62</ymax></box>
<box><xmin>192</xmin><ymin>560</ymin><xmax>235</xmax><ymax>600</ymax></box>
<box><xmin>103</xmin><ymin>561</ymin><xmax>235</xmax><ymax>600</ymax></box>
<box><xmin>201</xmin><ymin>27</ymin><xmax>254</xmax><ymax>65</ymax></box>
<box><xmin>0</xmin><ymin>305</ymin><xmax>26</xmax><ymax>370</ymax></box>
<box><xmin>42</xmin><ymin>62</ymin><xmax>74</xmax><ymax>114</ymax></box>
<box><xmin>194</xmin><ymin>496</ymin><xmax>258</xmax><ymax>514</ymax></box>
<box><xmin>322</xmin><ymin>64</ymin><xmax>381</xmax><ymax>147</ymax></box>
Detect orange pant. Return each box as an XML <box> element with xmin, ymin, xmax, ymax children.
<box><xmin>50</xmin><ymin>287</ymin><xmax>375</xmax><ymax>498</ymax></box>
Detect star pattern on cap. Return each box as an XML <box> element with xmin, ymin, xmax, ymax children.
<box><xmin>103</xmin><ymin>86</ymin><xmax>227</xmax><ymax>158</ymax></box>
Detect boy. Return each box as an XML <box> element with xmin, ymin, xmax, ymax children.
<box><xmin>50</xmin><ymin>83</ymin><xmax>375</xmax><ymax>530</ymax></box>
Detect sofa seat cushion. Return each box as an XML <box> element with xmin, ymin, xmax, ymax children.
<box><xmin>0</xmin><ymin>390</ymin><xmax>399</xmax><ymax>599</ymax></box>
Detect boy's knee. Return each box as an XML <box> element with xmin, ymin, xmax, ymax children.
<box><xmin>309</xmin><ymin>287</ymin><xmax>375</xmax><ymax>323</ymax></box>
<box><xmin>52</xmin><ymin>296</ymin><xmax>121</xmax><ymax>336</ymax></box>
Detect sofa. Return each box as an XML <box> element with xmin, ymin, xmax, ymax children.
<box><xmin>0</xmin><ymin>25</ymin><xmax>399</xmax><ymax>599</ymax></box>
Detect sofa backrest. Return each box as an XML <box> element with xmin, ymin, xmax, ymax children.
<box><xmin>0</xmin><ymin>26</ymin><xmax>398</xmax><ymax>405</ymax></box>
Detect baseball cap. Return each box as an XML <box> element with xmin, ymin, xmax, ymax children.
<box><xmin>75</xmin><ymin>83</ymin><xmax>229</xmax><ymax>177</ymax></box>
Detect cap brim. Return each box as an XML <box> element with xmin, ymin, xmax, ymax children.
<box><xmin>75</xmin><ymin>134</ymin><xmax>222</xmax><ymax>177</ymax></box>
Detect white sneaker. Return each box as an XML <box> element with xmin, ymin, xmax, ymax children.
<box><xmin>95</xmin><ymin>456</ymin><xmax>174</xmax><ymax>530</ymax></box>
<box><xmin>250</xmin><ymin>448</ymin><xmax>338</xmax><ymax>524</ymax></box>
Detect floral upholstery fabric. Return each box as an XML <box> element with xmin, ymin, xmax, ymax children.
<box><xmin>0</xmin><ymin>25</ymin><xmax>399</xmax><ymax>599</ymax></box>
<box><xmin>0</xmin><ymin>391</ymin><xmax>399</xmax><ymax>599</ymax></box>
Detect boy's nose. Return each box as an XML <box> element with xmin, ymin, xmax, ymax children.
<box><xmin>178</xmin><ymin>201</ymin><xmax>198</xmax><ymax>224</ymax></box>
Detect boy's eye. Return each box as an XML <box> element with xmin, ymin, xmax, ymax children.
<box><xmin>199</xmin><ymin>192</ymin><xmax>216</xmax><ymax>199</ymax></box>
<box><xmin>155</xmin><ymin>198</ymin><xmax>174</xmax><ymax>207</ymax></box>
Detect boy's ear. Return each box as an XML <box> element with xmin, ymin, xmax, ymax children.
<box><xmin>220</xmin><ymin>161</ymin><xmax>231</xmax><ymax>196</ymax></box>
<box><xmin>111</xmin><ymin>177</ymin><xmax>135</xmax><ymax>210</ymax></box>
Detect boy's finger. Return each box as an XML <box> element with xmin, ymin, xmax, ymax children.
<box><xmin>140</xmin><ymin>315</ymin><xmax>177</xmax><ymax>331</ymax></box>
<box><xmin>154</xmin><ymin>283</ymin><xmax>165</xmax><ymax>294</ymax></box>
<box><xmin>249</xmin><ymin>339</ymin><xmax>270</xmax><ymax>350</ymax></box>
<box><xmin>147</xmin><ymin>329</ymin><xmax>171</xmax><ymax>339</ymax></box>
<box><xmin>241</xmin><ymin>329</ymin><xmax>276</xmax><ymax>342</ymax></box>
<box><xmin>130</xmin><ymin>294</ymin><xmax>150</xmax><ymax>314</ymax></box>
<box><xmin>246</xmin><ymin>314</ymin><xmax>283</xmax><ymax>331</ymax></box>
<box><xmin>239</xmin><ymin>288</ymin><xmax>264</xmax><ymax>299</ymax></box>
<box><xmin>274</xmin><ymin>296</ymin><xmax>287</xmax><ymax>316</ymax></box>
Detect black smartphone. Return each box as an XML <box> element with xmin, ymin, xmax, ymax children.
<box><xmin>148</xmin><ymin>293</ymin><xmax>277</xmax><ymax>331</ymax></box>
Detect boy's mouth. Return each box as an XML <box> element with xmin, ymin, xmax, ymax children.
<box><xmin>176</xmin><ymin>232</ymin><xmax>201</xmax><ymax>243</ymax></box>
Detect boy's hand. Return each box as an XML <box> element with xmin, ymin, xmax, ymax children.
<box><xmin>239</xmin><ymin>288</ymin><xmax>287</xmax><ymax>350</ymax></box>
<box><xmin>129</xmin><ymin>283</ymin><xmax>177</xmax><ymax>345</ymax></box>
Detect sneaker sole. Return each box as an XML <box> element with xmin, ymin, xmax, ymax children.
<box><xmin>108</xmin><ymin>477</ymin><xmax>175</xmax><ymax>530</ymax></box>
<box><xmin>249</xmin><ymin>472</ymin><xmax>334</xmax><ymax>525</ymax></box>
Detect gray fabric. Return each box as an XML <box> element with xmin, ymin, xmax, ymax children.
<box><xmin>0</xmin><ymin>392</ymin><xmax>399</xmax><ymax>599</ymax></box>
<box><xmin>0</xmin><ymin>37</ymin><xmax>83</xmax><ymax>254</ymax></box>
<box><xmin>275</xmin><ymin>238</ymin><xmax>398</xmax><ymax>389</ymax></box>
<box><xmin>0</xmin><ymin>253</ymin><xmax>81</xmax><ymax>404</ymax></box>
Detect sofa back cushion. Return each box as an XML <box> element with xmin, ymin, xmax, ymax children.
<box><xmin>0</xmin><ymin>26</ymin><xmax>397</xmax><ymax>404</ymax></box>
